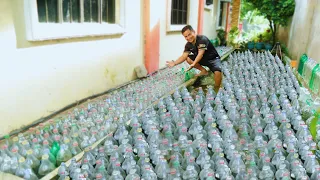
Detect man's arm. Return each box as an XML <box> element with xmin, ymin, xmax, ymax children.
<box><xmin>186</xmin><ymin>49</ymin><xmax>205</xmax><ymax>71</ymax></box>
<box><xmin>174</xmin><ymin>52</ymin><xmax>189</xmax><ymax>65</ymax></box>
<box><xmin>167</xmin><ymin>52</ymin><xmax>189</xmax><ymax>67</ymax></box>
<box><xmin>192</xmin><ymin>49</ymin><xmax>205</xmax><ymax>65</ymax></box>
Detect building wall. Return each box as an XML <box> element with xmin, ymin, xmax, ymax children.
<box><xmin>277</xmin><ymin>18</ymin><xmax>292</xmax><ymax>47</ymax></box>
<box><xmin>0</xmin><ymin>0</ymin><xmax>144</xmax><ymax>135</ymax></box>
<box><xmin>278</xmin><ymin>0</ymin><xmax>320</xmax><ymax>62</ymax></box>
<box><xmin>202</xmin><ymin>0</ymin><xmax>220</xmax><ymax>40</ymax></box>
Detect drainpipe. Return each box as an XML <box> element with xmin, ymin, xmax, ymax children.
<box><xmin>197</xmin><ymin>0</ymin><xmax>205</xmax><ymax>34</ymax></box>
<box><xmin>143</xmin><ymin>0</ymin><xmax>160</xmax><ymax>74</ymax></box>
<box><xmin>225</xmin><ymin>2</ymin><xmax>230</xmax><ymax>41</ymax></box>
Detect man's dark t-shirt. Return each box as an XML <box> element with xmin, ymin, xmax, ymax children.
<box><xmin>184</xmin><ymin>35</ymin><xmax>220</xmax><ymax>62</ymax></box>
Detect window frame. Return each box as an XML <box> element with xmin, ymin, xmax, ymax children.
<box><xmin>205</xmin><ymin>0</ymin><xmax>213</xmax><ymax>10</ymax></box>
<box><xmin>216</xmin><ymin>0</ymin><xmax>230</xmax><ymax>30</ymax></box>
<box><xmin>166</xmin><ymin>0</ymin><xmax>190</xmax><ymax>32</ymax></box>
<box><xmin>24</xmin><ymin>0</ymin><xmax>126</xmax><ymax>41</ymax></box>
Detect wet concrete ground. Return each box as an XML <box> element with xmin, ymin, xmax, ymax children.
<box><xmin>188</xmin><ymin>71</ymin><xmax>216</xmax><ymax>98</ymax></box>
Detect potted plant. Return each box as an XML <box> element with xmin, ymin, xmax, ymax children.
<box><xmin>216</xmin><ymin>28</ymin><xmax>227</xmax><ymax>46</ymax></box>
<box><xmin>247</xmin><ymin>41</ymin><xmax>255</xmax><ymax>50</ymax></box>
<box><xmin>263</xmin><ymin>29</ymin><xmax>273</xmax><ymax>50</ymax></box>
<box><xmin>255</xmin><ymin>34</ymin><xmax>264</xmax><ymax>50</ymax></box>
<box><xmin>264</xmin><ymin>42</ymin><xmax>273</xmax><ymax>51</ymax></box>
<box><xmin>228</xmin><ymin>27</ymin><xmax>240</xmax><ymax>47</ymax></box>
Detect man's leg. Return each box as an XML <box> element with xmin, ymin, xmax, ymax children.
<box><xmin>186</xmin><ymin>57</ymin><xmax>208</xmax><ymax>76</ymax></box>
<box><xmin>207</xmin><ymin>58</ymin><xmax>222</xmax><ymax>92</ymax></box>
<box><xmin>214</xmin><ymin>71</ymin><xmax>222</xmax><ymax>92</ymax></box>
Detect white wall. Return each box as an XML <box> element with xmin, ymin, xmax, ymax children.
<box><xmin>0</xmin><ymin>0</ymin><xmax>144</xmax><ymax>135</ymax></box>
<box><xmin>159</xmin><ymin>0</ymin><xmax>199</xmax><ymax>68</ymax></box>
<box><xmin>203</xmin><ymin>0</ymin><xmax>220</xmax><ymax>40</ymax></box>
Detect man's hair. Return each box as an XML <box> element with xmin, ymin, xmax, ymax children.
<box><xmin>181</xmin><ymin>25</ymin><xmax>194</xmax><ymax>34</ymax></box>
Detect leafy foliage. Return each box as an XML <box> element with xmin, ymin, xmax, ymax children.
<box><xmin>241</xmin><ymin>0</ymin><xmax>295</xmax><ymax>45</ymax></box>
<box><xmin>216</xmin><ymin>28</ymin><xmax>227</xmax><ymax>46</ymax></box>
<box><xmin>228</xmin><ymin>27</ymin><xmax>240</xmax><ymax>47</ymax></box>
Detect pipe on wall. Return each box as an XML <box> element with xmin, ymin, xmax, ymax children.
<box><xmin>197</xmin><ymin>0</ymin><xmax>205</xmax><ymax>34</ymax></box>
<box><xmin>143</xmin><ymin>0</ymin><xmax>160</xmax><ymax>74</ymax></box>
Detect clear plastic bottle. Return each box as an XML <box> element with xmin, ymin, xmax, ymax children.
<box><xmin>183</xmin><ymin>165</ymin><xmax>198</xmax><ymax>180</ymax></box>
<box><xmin>56</xmin><ymin>144</ymin><xmax>73</xmax><ymax>166</ymax></box>
<box><xmin>311</xmin><ymin>165</ymin><xmax>320</xmax><ymax>180</ymax></box>
<box><xmin>15</xmin><ymin>157</ymin><xmax>35</xmax><ymax>178</ymax></box>
<box><xmin>25</xmin><ymin>149</ymin><xmax>40</xmax><ymax>172</ymax></box>
<box><xmin>58</xmin><ymin>162</ymin><xmax>69</xmax><ymax>178</ymax></box>
<box><xmin>38</xmin><ymin>154</ymin><xmax>56</xmax><ymax>178</ymax></box>
<box><xmin>275</xmin><ymin>164</ymin><xmax>291</xmax><ymax>180</ymax></box>
<box><xmin>125</xmin><ymin>169</ymin><xmax>140</xmax><ymax>180</ymax></box>
<box><xmin>109</xmin><ymin>170</ymin><xmax>124</xmax><ymax>180</ymax></box>
<box><xmin>259</xmin><ymin>166</ymin><xmax>274</xmax><ymax>179</ymax></box>
<box><xmin>199</xmin><ymin>164</ymin><xmax>215</xmax><ymax>180</ymax></box>
<box><xmin>155</xmin><ymin>156</ymin><xmax>170</xmax><ymax>179</ymax></box>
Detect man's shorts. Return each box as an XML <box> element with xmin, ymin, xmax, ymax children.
<box><xmin>188</xmin><ymin>56</ymin><xmax>222</xmax><ymax>72</ymax></box>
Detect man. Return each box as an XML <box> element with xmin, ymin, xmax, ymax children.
<box><xmin>166</xmin><ymin>25</ymin><xmax>222</xmax><ymax>92</ymax></box>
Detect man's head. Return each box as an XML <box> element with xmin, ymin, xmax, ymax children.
<box><xmin>181</xmin><ymin>25</ymin><xmax>196</xmax><ymax>43</ymax></box>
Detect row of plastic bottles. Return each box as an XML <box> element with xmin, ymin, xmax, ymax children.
<box><xmin>298</xmin><ymin>54</ymin><xmax>320</xmax><ymax>94</ymax></box>
<box><xmin>0</xmin><ymin>62</ymin><xmax>196</xmax><ymax>179</ymax></box>
<box><xmin>215</xmin><ymin>46</ymin><xmax>233</xmax><ymax>57</ymax></box>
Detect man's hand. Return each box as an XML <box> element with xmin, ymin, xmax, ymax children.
<box><xmin>166</xmin><ymin>61</ymin><xmax>175</xmax><ymax>67</ymax></box>
<box><xmin>186</xmin><ymin>63</ymin><xmax>195</xmax><ymax>72</ymax></box>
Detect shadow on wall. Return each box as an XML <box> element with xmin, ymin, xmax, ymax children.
<box><xmin>10</xmin><ymin>0</ymin><xmax>124</xmax><ymax>49</ymax></box>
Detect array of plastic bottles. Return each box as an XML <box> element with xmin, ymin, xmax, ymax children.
<box><xmin>216</xmin><ymin>46</ymin><xmax>233</xmax><ymax>57</ymax></box>
<box><xmin>54</xmin><ymin>50</ymin><xmax>319</xmax><ymax>179</ymax></box>
<box><xmin>0</xmin><ymin>62</ymin><xmax>195</xmax><ymax>179</ymax></box>
<box><xmin>3</xmin><ymin>49</ymin><xmax>320</xmax><ymax>180</ymax></box>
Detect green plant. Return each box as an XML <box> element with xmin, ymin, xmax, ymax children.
<box><xmin>216</xmin><ymin>28</ymin><xmax>227</xmax><ymax>46</ymax></box>
<box><xmin>262</xmin><ymin>29</ymin><xmax>273</xmax><ymax>43</ymax></box>
<box><xmin>280</xmin><ymin>42</ymin><xmax>290</xmax><ymax>58</ymax></box>
<box><xmin>238</xmin><ymin>40</ymin><xmax>248</xmax><ymax>51</ymax></box>
<box><xmin>249</xmin><ymin>28</ymin><xmax>273</xmax><ymax>43</ymax></box>
<box><xmin>241</xmin><ymin>0</ymin><xmax>295</xmax><ymax>45</ymax></box>
<box><xmin>228</xmin><ymin>27</ymin><xmax>240</xmax><ymax>47</ymax></box>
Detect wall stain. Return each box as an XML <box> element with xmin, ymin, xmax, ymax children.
<box><xmin>104</xmin><ymin>68</ymin><xmax>116</xmax><ymax>84</ymax></box>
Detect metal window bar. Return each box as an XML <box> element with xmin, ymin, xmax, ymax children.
<box><xmin>45</xmin><ymin>0</ymin><xmax>49</xmax><ymax>22</ymax></box>
<box><xmin>171</xmin><ymin>0</ymin><xmax>188</xmax><ymax>25</ymax></box>
<box><xmin>38</xmin><ymin>0</ymin><xmax>115</xmax><ymax>24</ymax></box>
<box><xmin>62</xmin><ymin>0</ymin><xmax>81</xmax><ymax>23</ymax></box>
<box><xmin>218</xmin><ymin>2</ymin><xmax>224</xmax><ymax>26</ymax></box>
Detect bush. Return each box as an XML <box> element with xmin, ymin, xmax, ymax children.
<box><xmin>228</xmin><ymin>27</ymin><xmax>240</xmax><ymax>47</ymax></box>
<box><xmin>216</xmin><ymin>28</ymin><xmax>227</xmax><ymax>46</ymax></box>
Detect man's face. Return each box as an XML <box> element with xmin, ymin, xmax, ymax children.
<box><xmin>182</xmin><ymin>29</ymin><xmax>196</xmax><ymax>43</ymax></box>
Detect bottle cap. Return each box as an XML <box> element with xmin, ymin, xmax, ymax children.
<box><xmin>26</xmin><ymin>149</ymin><xmax>33</xmax><ymax>155</ymax></box>
<box><xmin>19</xmin><ymin>157</ymin><xmax>26</xmax><ymax>163</ymax></box>
<box><xmin>42</xmin><ymin>154</ymin><xmax>49</xmax><ymax>160</ymax></box>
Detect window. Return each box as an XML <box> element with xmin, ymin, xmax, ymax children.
<box><xmin>218</xmin><ymin>1</ymin><xmax>224</xmax><ymax>27</ymax></box>
<box><xmin>170</xmin><ymin>0</ymin><xmax>188</xmax><ymax>25</ymax></box>
<box><xmin>167</xmin><ymin>0</ymin><xmax>189</xmax><ymax>32</ymax></box>
<box><xmin>36</xmin><ymin>0</ymin><xmax>115</xmax><ymax>24</ymax></box>
<box><xmin>206</xmin><ymin>0</ymin><xmax>213</xmax><ymax>6</ymax></box>
<box><xmin>205</xmin><ymin>0</ymin><xmax>213</xmax><ymax>11</ymax></box>
<box><xmin>24</xmin><ymin>0</ymin><xmax>125</xmax><ymax>41</ymax></box>
<box><xmin>216</xmin><ymin>0</ymin><xmax>229</xmax><ymax>28</ymax></box>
